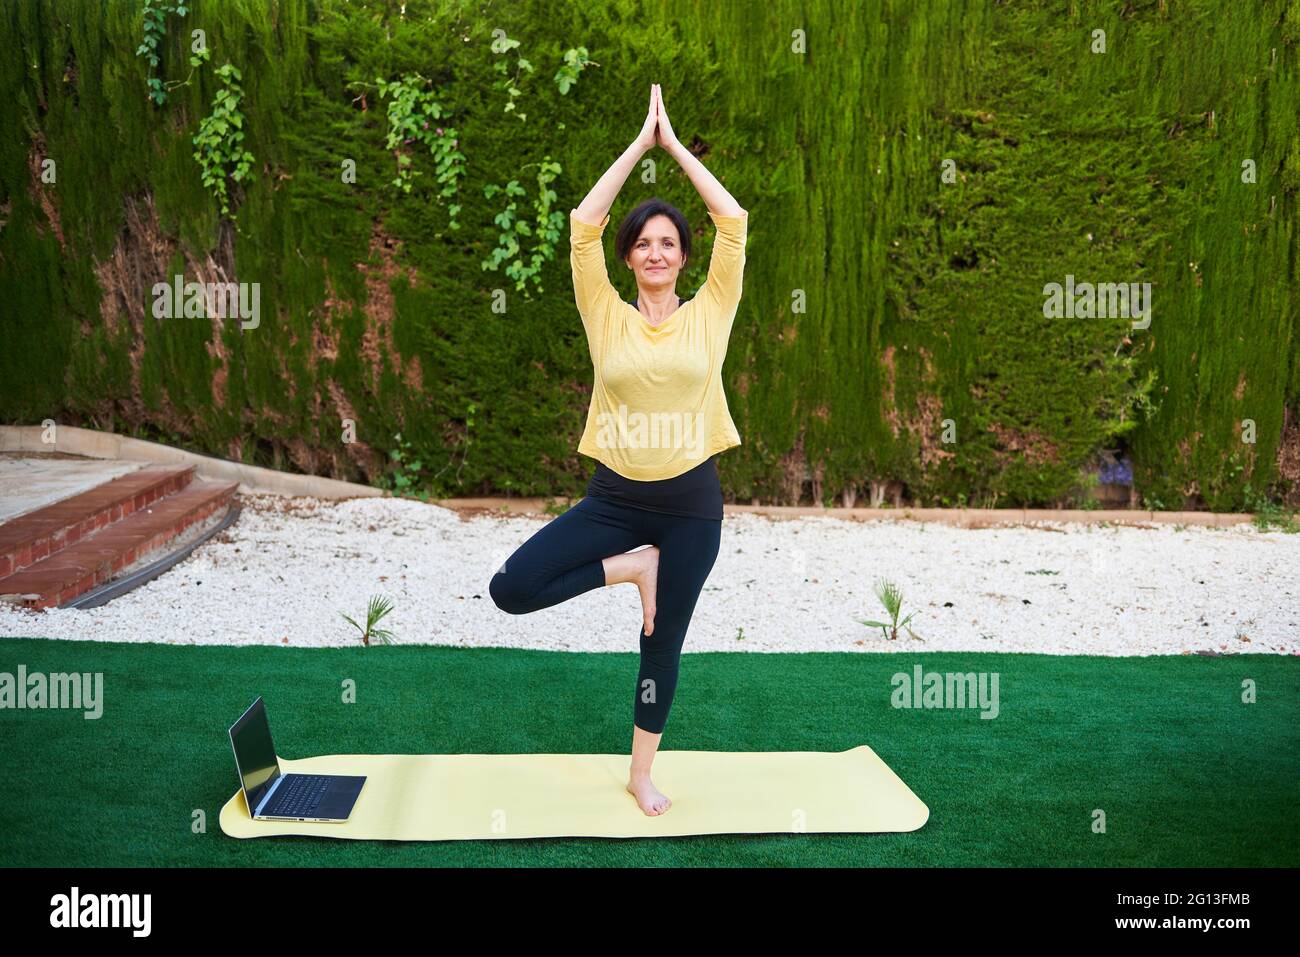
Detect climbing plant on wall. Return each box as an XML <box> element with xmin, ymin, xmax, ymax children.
<box><xmin>371</xmin><ymin>73</ymin><xmax>467</xmax><ymax>230</ymax></box>
<box><xmin>191</xmin><ymin>63</ymin><xmax>255</xmax><ymax>217</ymax></box>
<box><xmin>135</xmin><ymin>0</ymin><xmax>187</xmax><ymax>105</ymax></box>
<box><xmin>480</xmin><ymin>157</ymin><xmax>565</xmax><ymax>296</ymax></box>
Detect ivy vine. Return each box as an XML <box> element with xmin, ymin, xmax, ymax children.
<box><xmin>135</xmin><ymin>0</ymin><xmax>188</xmax><ymax>106</ymax></box>
<box><xmin>191</xmin><ymin>63</ymin><xmax>255</xmax><ymax>217</ymax></box>
<box><xmin>371</xmin><ymin>73</ymin><xmax>467</xmax><ymax>229</ymax></box>
<box><xmin>480</xmin><ymin>156</ymin><xmax>565</xmax><ymax>295</ymax></box>
<box><xmin>553</xmin><ymin>46</ymin><xmax>594</xmax><ymax>95</ymax></box>
<box><xmin>489</xmin><ymin>30</ymin><xmax>534</xmax><ymax>121</ymax></box>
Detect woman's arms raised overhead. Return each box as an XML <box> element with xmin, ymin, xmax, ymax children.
<box><xmin>573</xmin><ymin>82</ymin><xmax>744</xmax><ymax>229</ymax></box>
<box><xmin>571</xmin><ymin>84</ymin><xmax>661</xmax><ymax>349</ymax></box>
<box><xmin>574</xmin><ymin>84</ymin><xmax>660</xmax><ymax>226</ymax></box>
<box><xmin>655</xmin><ymin>87</ymin><xmax>746</xmax><ymax>219</ymax></box>
<box><xmin>655</xmin><ymin>88</ymin><xmax>748</xmax><ymax>323</ymax></box>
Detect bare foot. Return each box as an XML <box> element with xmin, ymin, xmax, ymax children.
<box><xmin>626</xmin><ymin>775</ymin><xmax>672</xmax><ymax>815</ymax></box>
<box><xmin>631</xmin><ymin>546</ymin><xmax>659</xmax><ymax>636</ymax></box>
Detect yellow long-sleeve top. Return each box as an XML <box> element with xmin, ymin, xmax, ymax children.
<box><xmin>570</xmin><ymin>207</ymin><xmax>748</xmax><ymax>481</ymax></box>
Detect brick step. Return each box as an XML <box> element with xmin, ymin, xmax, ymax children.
<box><xmin>0</xmin><ymin>465</ymin><xmax>197</xmax><ymax>579</ymax></box>
<box><xmin>0</xmin><ymin>479</ymin><xmax>238</xmax><ymax>610</ymax></box>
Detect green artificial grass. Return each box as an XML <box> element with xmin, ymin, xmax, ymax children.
<box><xmin>0</xmin><ymin>635</ymin><xmax>1295</xmax><ymax>867</ymax></box>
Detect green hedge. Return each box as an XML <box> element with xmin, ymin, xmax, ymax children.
<box><xmin>1</xmin><ymin>0</ymin><xmax>1296</xmax><ymax>508</ymax></box>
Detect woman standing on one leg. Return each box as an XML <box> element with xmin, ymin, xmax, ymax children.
<box><xmin>489</xmin><ymin>83</ymin><xmax>748</xmax><ymax>816</ymax></box>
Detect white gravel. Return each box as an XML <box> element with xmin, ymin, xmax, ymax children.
<box><xmin>1</xmin><ymin>494</ymin><xmax>1296</xmax><ymax>656</ymax></box>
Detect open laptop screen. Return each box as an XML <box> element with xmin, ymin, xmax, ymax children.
<box><xmin>229</xmin><ymin>698</ymin><xmax>280</xmax><ymax>813</ymax></box>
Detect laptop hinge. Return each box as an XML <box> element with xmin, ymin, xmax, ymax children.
<box><xmin>253</xmin><ymin>775</ymin><xmax>285</xmax><ymax>817</ymax></box>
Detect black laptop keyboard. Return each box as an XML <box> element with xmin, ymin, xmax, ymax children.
<box><xmin>271</xmin><ymin>774</ymin><xmax>330</xmax><ymax>816</ymax></box>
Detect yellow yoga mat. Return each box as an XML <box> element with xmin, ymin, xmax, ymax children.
<box><xmin>219</xmin><ymin>745</ymin><xmax>929</xmax><ymax>840</ymax></box>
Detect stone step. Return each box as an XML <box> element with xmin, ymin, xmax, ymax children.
<box><xmin>0</xmin><ymin>465</ymin><xmax>197</xmax><ymax>579</ymax></box>
<box><xmin>0</xmin><ymin>479</ymin><xmax>238</xmax><ymax>609</ymax></box>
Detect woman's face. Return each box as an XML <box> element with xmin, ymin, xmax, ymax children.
<box><xmin>627</xmin><ymin>214</ymin><xmax>685</xmax><ymax>290</ymax></box>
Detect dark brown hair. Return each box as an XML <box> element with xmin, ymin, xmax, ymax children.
<box><xmin>614</xmin><ymin>197</ymin><xmax>693</xmax><ymax>269</ymax></box>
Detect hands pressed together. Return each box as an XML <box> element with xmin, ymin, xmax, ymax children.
<box><xmin>637</xmin><ymin>83</ymin><xmax>680</xmax><ymax>153</ymax></box>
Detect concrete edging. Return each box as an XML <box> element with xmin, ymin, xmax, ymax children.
<box><xmin>415</xmin><ymin>498</ymin><xmax>1258</xmax><ymax>528</ymax></box>
<box><xmin>1</xmin><ymin>425</ymin><xmax>388</xmax><ymax>500</ymax></box>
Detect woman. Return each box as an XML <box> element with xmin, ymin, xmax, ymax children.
<box><xmin>489</xmin><ymin>83</ymin><xmax>747</xmax><ymax>816</ymax></box>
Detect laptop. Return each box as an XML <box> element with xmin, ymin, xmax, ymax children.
<box><xmin>228</xmin><ymin>696</ymin><xmax>366</xmax><ymax>823</ymax></box>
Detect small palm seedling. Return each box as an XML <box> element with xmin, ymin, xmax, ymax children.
<box><xmin>857</xmin><ymin>577</ymin><xmax>921</xmax><ymax>641</ymax></box>
<box><xmin>341</xmin><ymin>595</ymin><xmax>397</xmax><ymax>646</ymax></box>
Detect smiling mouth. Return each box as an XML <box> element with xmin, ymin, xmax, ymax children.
<box><xmin>648</xmin><ymin>267</ymin><xmax>665</xmax><ymax>271</ymax></box>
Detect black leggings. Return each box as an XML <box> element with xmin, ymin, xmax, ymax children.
<box><xmin>488</xmin><ymin>495</ymin><xmax>722</xmax><ymax>734</ymax></box>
